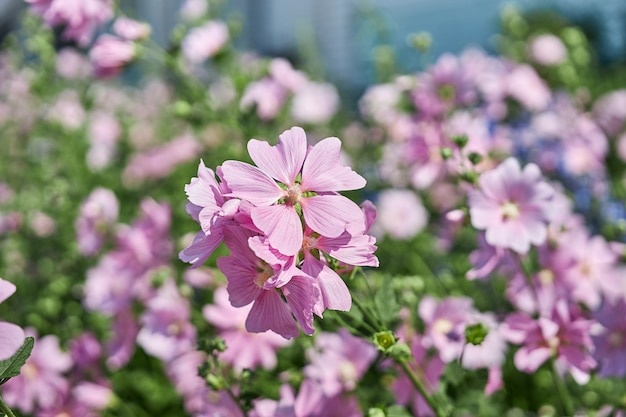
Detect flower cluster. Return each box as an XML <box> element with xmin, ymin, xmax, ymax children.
<box><xmin>180</xmin><ymin>126</ymin><xmax>378</xmax><ymax>338</ymax></box>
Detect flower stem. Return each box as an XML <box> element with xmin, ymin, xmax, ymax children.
<box><xmin>548</xmin><ymin>360</ymin><xmax>574</xmax><ymax>416</ymax></box>
<box><xmin>0</xmin><ymin>394</ymin><xmax>16</xmax><ymax>417</ymax></box>
<box><xmin>396</xmin><ymin>358</ymin><xmax>450</xmax><ymax>417</ymax></box>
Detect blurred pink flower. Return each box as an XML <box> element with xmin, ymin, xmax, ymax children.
<box><xmin>75</xmin><ymin>187</ymin><xmax>119</xmax><ymax>256</ymax></box>
<box><xmin>592</xmin><ymin>297</ymin><xmax>626</xmax><ymax>378</ymax></box>
<box><xmin>290</xmin><ymin>82</ymin><xmax>340</xmax><ymax>124</ymax></box>
<box><xmin>113</xmin><ymin>16</ymin><xmax>151</xmax><ymax>41</ymax></box>
<box><xmin>179</xmin><ymin>0</ymin><xmax>209</xmax><ymax>21</ymax></box>
<box><xmin>55</xmin><ymin>48</ymin><xmax>90</xmax><ymax>79</ymax></box>
<box><xmin>87</xmin><ymin>111</ymin><xmax>121</xmax><ymax>171</ymax></box>
<box><xmin>372</xmin><ymin>189</ymin><xmax>428</xmax><ymax>240</ymax></box>
<box><xmin>468</xmin><ymin>157</ymin><xmax>554</xmax><ymax>254</ymax></box>
<box><xmin>528</xmin><ymin>34</ymin><xmax>568</xmax><ymax>66</ymax></box>
<box><xmin>181</xmin><ymin>21</ymin><xmax>229</xmax><ymax>64</ymax></box>
<box><xmin>269</xmin><ymin>58</ymin><xmax>308</xmax><ymax>92</ymax></box>
<box><xmin>506</xmin><ymin>64</ymin><xmax>551</xmax><ymax>111</ymax></box>
<box><xmin>203</xmin><ymin>286</ymin><xmax>291</xmax><ymax>371</ymax></box>
<box><xmin>240</xmin><ymin>78</ymin><xmax>287</xmax><ymax>121</ymax></box>
<box><xmin>3</xmin><ymin>331</ymin><xmax>73</xmax><ymax>414</ymax></box>
<box><xmin>89</xmin><ymin>35</ymin><xmax>136</xmax><ymax>79</ymax></box>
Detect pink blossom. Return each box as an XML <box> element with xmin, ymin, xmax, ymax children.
<box><xmin>3</xmin><ymin>331</ymin><xmax>73</xmax><ymax>414</ymax></box>
<box><xmin>269</xmin><ymin>58</ymin><xmax>308</xmax><ymax>92</ymax></box>
<box><xmin>55</xmin><ymin>48</ymin><xmax>90</xmax><ymax>79</ymax></box>
<box><xmin>220</xmin><ymin>126</ymin><xmax>366</xmax><ymax>256</ymax></box>
<box><xmin>372</xmin><ymin>188</ymin><xmax>428</xmax><ymax>240</ymax></box>
<box><xmin>505</xmin><ymin>64</ymin><xmax>551</xmax><ymax>111</ymax></box>
<box><xmin>181</xmin><ymin>21</ymin><xmax>229</xmax><ymax>64</ymax></box>
<box><xmin>592</xmin><ymin>89</ymin><xmax>626</xmax><ymax>136</ymax></box>
<box><xmin>72</xmin><ymin>381</ymin><xmax>114</xmax><ymax>411</ymax></box>
<box><xmin>501</xmin><ymin>299</ymin><xmax>596</xmax><ymax>384</ymax></box>
<box><xmin>528</xmin><ymin>34</ymin><xmax>568</xmax><ymax>66</ymax></box>
<box><xmin>75</xmin><ymin>187</ymin><xmax>119</xmax><ymax>256</ymax></box>
<box><xmin>592</xmin><ymin>298</ymin><xmax>626</xmax><ymax>378</ymax></box>
<box><xmin>47</xmin><ymin>90</ymin><xmax>85</xmax><ymax>130</ymax></box>
<box><xmin>203</xmin><ymin>287</ymin><xmax>291</xmax><ymax>371</ymax></box>
<box><xmin>468</xmin><ymin>157</ymin><xmax>554</xmax><ymax>254</ymax></box>
<box><xmin>137</xmin><ymin>280</ymin><xmax>196</xmax><ymax>362</ymax></box>
<box><xmin>89</xmin><ymin>35</ymin><xmax>136</xmax><ymax>79</ymax></box>
<box><xmin>290</xmin><ymin>82</ymin><xmax>340</xmax><ymax>124</ymax></box>
<box><xmin>26</xmin><ymin>0</ymin><xmax>114</xmax><ymax>46</ymax></box>
<box><xmin>87</xmin><ymin>111</ymin><xmax>121</xmax><ymax>171</ymax></box>
<box><xmin>105</xmin><ymin>308</ymin><xmax>138</xmax><ymax>370</ymax></box>
<box><xmin>240</xmin><ymin>78</ymin><xmax>287</xmax><ymax>121</ymax></box>
<box><xmin>303</xmin><ymin>328</ymin><xmax>377</xmax><ymax>397</ymax></box>
<box><xmin>179</xmin><ymin>0</ymin><xmax>208</xmax><ymax>21</ymax></box>
<box><xmin>113</xmin><ymin>16</ymin><xmax>151</xmax><ymax>41</ymax></box>
<box><xmin>0</xmin><ymin>278</ymin><xmax>25</xmax><ymax>360</ymax></box>
<box><xmin>218</xmin><ymin>226</ymin><xmax>318</xmax><ymax>339</ymax></box>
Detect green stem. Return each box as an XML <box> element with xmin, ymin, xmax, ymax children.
<box><xmin>396</xmin><ymin>359</ymin><xmax>449</xmax><ymax>417</ymax></box>
<box><xmin>0</xmin><ymin>394</ymin><xmax>16</xmax><ymax>417</ymax></box>
<box><xmin>548</xmin><ymin>359</ymin><xmax>574</xmax><ymax>416</ymax></box>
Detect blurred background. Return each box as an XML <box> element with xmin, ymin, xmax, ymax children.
<box><xmin>3</xmin><ymin>0</ymin><xmax>626</xmax><ymax>94</ymax></box>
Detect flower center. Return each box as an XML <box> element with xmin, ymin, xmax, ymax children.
<box><xmin>538</xmin><ymin>269</ymin><xmax>554</xmax><ymax>285</ymax></box>
<box><xmin>609</xmin><ymin>331</ymin><xmax>624</xmax><ymax>348</ymax></box>
<box><xmin>254</xmin><ymin>262</ymin><xmax>274</xmax><ymax>288</ymax></box>
<box><xmin>438</xmin><ymin>84</ymin><xmax>456</xmax><ymax>101</ymax></box>
<box><xmin>22</xmin><ymin>363</ymin><xmax>38</xmax><ymax>380</ymax></box>
<box><xmin>286</xmin><ymin>184</ymin><xmax>302</xmax><ymax>206</ymax></box>
<box><xmin>433</xmin><ymin>318</ymin><xmax>454</xmax><ymax>335</ymax></box>
<box><xmin>302</xmin><ymin>235</ymin><xmax>318</xmax><ymax>252</ymax></box>
<box><xmin>500</xmin><ymin>201</ymin><xmax>520</xmax><ymax>220</ymax></box>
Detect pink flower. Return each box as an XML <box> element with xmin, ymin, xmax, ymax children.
<box><xmin>218</xmin><ymin>226</ymin><xmax>318</xmax><ymax>339</ymax></box>
<box><xmin>501</xmin><ymin>299</ymin><xmax>596</xmax><ymax>384</ymax></box>
<box><xmin>89</xmin><ymin>35</ymin><xmax>136</xmax><ymax>79</ymax></box>
<box><xmin>592</xmin><ymin>298</ymin><xmax>626</xmax><ymax>378</ymax></box>
<box><xmin>290</xmin><ymin>82</ymin><xmax>340</xmax><ymax>124</ymax></box>
<box><xmin>181</xmin><ymin>21</ymin><xmax>229</xmax><ymax>64</ymax></box>
<box><xmin>240</xmin><ymin>78</ymin><xmax>287</xmax><ymax>121</ymax></box>
<box><xmin>3</xmin><ymin>331</ymin><xmax>73</xmax><ymax>414</ymax></box>
<box><xmin>137</xmin><ymin>280</ymin><xmax>196</xmax><ymax>362</ymax></box>
<box><xmin>26</xmin><ymin>0</ymin><xmax>113</xmax><ymax>46</ymax></box>
<box><xmin>528</xmin><ymin>34</ymin><xmax>568</xmax><ymax>66</ymax></box>
<box><xmin>55</xmin><ymin>48</ymin><xmax>90</xmax><ymax>79</ymax></box>
<box><xmin>468</xmin><ymin>157</ymin><xmax>554</xmax><ymax>254</ymax></box>
<box><xmin>75</xmin><ymin>187</ymin><xmax>119</xmax><ymax>256</ymax></box>
<box><xmin>0</xmin><ymin>278</ymin><xmax>25</xmax><ymax>360</ymax></box>
<box><xmin>220</xmin><ymin>126</ymin><xmax>366</xmax><ymax>256</ymax></box>
<box><xmin>372</xmin><ymin>189</ymin><xmax>428</xmax><ymax>240</ymax></box>
<box><xmin>506</xmin><ymin>64</ymin><xmax>551</xmax><ymax>111</ymax></box>
<box><xmin>203</xmin><ymin>287</ymin><xmax>291</xmax><ymax>371</ymax></box>
<box><xmin>113</xmin><ymin>16</ymin><xmax>151</xmax><ymax>41</ymax></box>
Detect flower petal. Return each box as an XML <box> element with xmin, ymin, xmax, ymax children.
<box><xmin>301</xmin><ymin>137</ymin><xmax>366</xmax><ymax>192</ymax></box>
<box><xmin>247</xmin><ymin>126</ymin><xmax>307</xmax><ymax>185</ymax></box>
<box><xmin>301</xmin><ymin>194</ymin><xmax>363</xmax><ymax>238</ymax></box>
<box><xmin>221</xmin><ymin>161</ymin><xmax>286</xmax><ymax>206</ymax></box>
<box><xmin>246</xmin><ymin>290</ymin><xmax>299</xmax><ymax>339</ymax></box>
<box><xmin>0</xmin><ymin>322</ymin><xmax>24</xmax><ymax>361</ymax></box>
<box><xmin>251</xmin><ymin>205</ymin><xmax>303</xmax><ymax>256</ymax></box>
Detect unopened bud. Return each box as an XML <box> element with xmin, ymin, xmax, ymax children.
<box><xmin>467</xmin><ymin>152</ymin><xmax>483</xmax><ymax>165</ymax></box>
<box><xmin>440</xmin><ymin>147</ymin><xmax>453</xmax><ymax>160</ymax></box>
<box><xmin>465</xmin><ymin>323</ymin><xmax>489</xmax><ymax>346</ymax></box>
<box><xmin>451</xmin><ymin>134</ymin><xmax>469</xmax><ymax>149</ymax></box>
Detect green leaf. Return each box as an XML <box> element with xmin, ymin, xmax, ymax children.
<box><xmin>374</xmin><ymin>277</ymin><xmax>400</xmax><ymax>327</ymax></box>
<box><xmin>386</xmin><ymin>405</ymin><xmax>414</xmax><ymax>417</ymax></box>
<box><xmin>0</xmin><ymin>337</ymin><xmax>35</xmax><ymax>382</ymax></box>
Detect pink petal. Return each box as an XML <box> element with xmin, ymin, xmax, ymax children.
<box><xmin>301</xmin><ymin>194</ymin><xmax>363</xmax><ymax>238</ymax></box>
<box><xmin>302</xmin><ymin>254</ymin><xmax>351</xmax><ymax>312</ymax></box>
<box><xmin>179</xmin><ymin>230</ymin><xmax>223</xmax><ymax>268</ymax></box>
<box><xmin>301</xmin><ymin>137</ymin><xmax>366</xmax><ymax>192</ymax></box>
<box><xmin>0</xmin><ymin>278</ymin><xmax>16</xmax><ymax>303</ymax></box>
<box><xmin>247</xmin><ymin>126</ymin><xmax>307</xmax><ymax>185</ymax></box>
<box><xmin>221</xmin><ymin>161</ymin><xmax>286</xmax><ymax>206</ymax></box>
<box><xmin>185</xmin><ymin>160</ymin><xmax>223</xmax><ymax>209</ymax></box>
<box><xmin>514</xmin><ymin>346</ymin><xmax>552</xmax><ymax>372</ymax></box>
<box><xmin>0</xmin><ymin>322</ymin><xmax>24</xmax><ymax>360</ymax></box>
<box><xmin>219</xmin><ymin>256</ymin><xmax>262</xmax><ymax>307</ymax></box>
<box><xmin>246</xmin><ymin>290</ymin><xmax>299</xmax><ymax>339</ymax></box>
<box><xmin>251</xmin><ymin>205</ymin><xmax>303</xmax><ymax>256</ymax></box>
<box><xmin>282</xmin><ymin>276</ymin><xmax>317</xmax><ymax>335</ymax></box>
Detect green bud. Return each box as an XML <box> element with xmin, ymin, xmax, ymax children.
<box><xmin>368</xmin><ymin>407</ymin><xmax>386</xmax><ymax>417</ymax></box>
<box><xmin>197</xmin><ymin>337</ymin><xmax>227</xmax><ymax>354</ymax></box>
<box><xmin>373</xmin><ymin>330</ymin><xmax>397</xmax><ymax>352</ymax></box>
<box><xmin>387</xmin><ymin>342</ymin><xmax>411</xmax><ymax>361</ymax></box>
<box><xmin>459</xmin><ymin>171</ymin><xmax>479</xmax><ymax>184</ymax></box>
<box><xmin>407</xmin><ymin>32</ymin><xmax>432</xmax><ymax>52</ymax></box>
<box><xmin>206</xmin><ymin>374</ymin><xmax>225</xmax><ymax>391</ymax></box>
<box><xmin>467</xmin><ymin>152</ymin><xmax>483</xmax><ymax>165</ymax></box>
<box><xmin>451</xmin><ymin>134</ymin><xmax>469</xmax><ymax>148</ymax></box>
<box><xmin>465</xmin><ymin>322</ymin><xmax>489</xmax><ymax>346</ymax></box>
<box><xmin>440</xmin><ymin>147</ymin><xmax>453</xmax><ymax>160</ymax></box>
<box><xmin>173</xmin><ymin>100</ymin><xmax>192</xmax><ymax>117</ymax></box>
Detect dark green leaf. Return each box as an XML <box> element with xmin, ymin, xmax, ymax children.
<box><xmin>0</xmin><ymin>336</ymin><xmax>35</xmax><ymax>381</ymax></box>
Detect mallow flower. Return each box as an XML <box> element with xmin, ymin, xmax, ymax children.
<box><xmin>220</xmin><ymin>126</ymin><xmax>366</xmax><ymax>256</ymax></box>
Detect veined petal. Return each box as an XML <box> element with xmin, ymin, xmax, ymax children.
<box><xmin>221</xmin><ymin>161</ymin><xmax>286</xmax><ymax>206</ymax></box>
<box><xmin>219</xmin><ymin>256</ymin><xmax>262</xmax><ymax>307</ymax></box>
<box><xmin>246</xmin><ymin>290</ymin><xmax>299</xmax><ymax>339</ymax></box>
<box><xmin>185</xmin><ymin>160</ymin><xmax>223</xmax><ymax>208</ymax></box>
<box><xmin>179</xmin><ymin>230</ymin><xmax>223</xmax><ymax>268</ymax></box>
<box><xmin>302</xmin><ymin>254</ymin><xmax>351</xmax><ymax>312</ymax></box>
<box><xmin>282</xmin><ymin>275</ymin><xmax>317</xmax><ymax>335</ymax></box>
<box><xmin>316</xmin><ymin>233</ymin><xmax>379</xmax><ymax>267</ymax></box>
<box><xmin>301</xmin><ymin>137</ymin><xmax>366</xmax><ymax>192</ymax></box>
<box><xmin>247</xmin><ymin>126</ymin><xmax>307</xmax><ymax>185</ymax></box>
<box><xmin>251</xmin><ymin>205</ymin><xmax>303</xmax><ymax>256</ymax></box>
<box><xmin>301</xmin><ymin>194</ymin><xmax>363</xmax><ymax>238</ymax></box>
<box><xmin>0</xmin><ymin>278</ymin><xmax>16</xmax><ymax>304</ymax></box>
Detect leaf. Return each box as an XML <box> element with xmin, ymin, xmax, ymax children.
<box><xmin>374</xmin><ymin>276</ymin><xmax>400</xmax><ymax>327</ymax></box>
<box><xmin>0</xmin><ymin>337</ymin><xmax>35</xmax><ymax>382</ymax></box>
<box><xmin>386</xmin><ymin>405</ymin><xmax>414</xmax><ymax>417</ymax></box>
